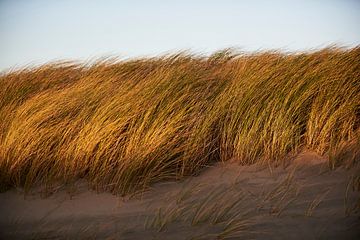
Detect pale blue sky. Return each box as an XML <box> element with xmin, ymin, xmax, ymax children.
<box><xmin>1</xmin><ymin>0</ymin><xmax>359</xmax><ymax>71</ymax></box>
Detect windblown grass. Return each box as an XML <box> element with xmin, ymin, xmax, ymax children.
<box><xmin>0</xmin><ymin>47</ymin><xmax>359</xmax><ymax>195</ymax></box>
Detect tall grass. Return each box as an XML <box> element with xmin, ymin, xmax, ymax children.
<box><xmin>0</xmin><ymin>47</ymin><xmax>359</xmax><ymax>194</ymax></box>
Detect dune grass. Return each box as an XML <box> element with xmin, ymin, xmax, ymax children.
<box><xmin>0</xmin><ymin>47</ymin><xmax>359</xmax><ymax>195</ymax></box>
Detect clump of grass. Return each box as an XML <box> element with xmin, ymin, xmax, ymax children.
<box><xmin>257</xmin><ymin>169</ymin><xmax>301</xmax><ymax>216</ymax></box>
<box><xmin>144</xmin><ymin>183</ymin><xmax>251</xmax><ymax>238</ymax></box>
<box><xmin>0</xmin><ymin>47</ymin><xmax>359</xmax><ymax>195</ymax></box>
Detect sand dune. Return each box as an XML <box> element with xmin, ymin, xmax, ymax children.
<box><xmin>0</xmin><ymin>151</ymin><xmax>359</xmax><ymax>239</ymax></box>
<box><xmin>1</xmin><ymin>48</ymin><xmax>359</xmax><ymax>196</ymax></box>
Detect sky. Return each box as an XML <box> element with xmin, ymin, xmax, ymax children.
<box><xmin>0</xmin><ymin>0</ymin><xmax>359</xmax><ymax>71</ymax></box>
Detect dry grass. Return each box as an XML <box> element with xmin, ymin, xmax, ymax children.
<box><xmin>0</xmin><ymin>47</ymin><xmax>359</xmax><ymax>195</ymax></box>
<box><xmin>144</xmin><ymin>184</ymin><xmax>253</xmax><ymax>238</ymax></box>
<box><xmin>344</xmin><ymin>175</ymin><xmax>360</xmax><ymax>216</ymax></box>
<box><xmin>258</xmin><ymin>169</ymin><xmax>301</xmax><ymax>216</ymax></box>
<box><xmin>305</xmin><ymin>188</ymin><xmax>331</xmax><ymax>217</ymax></box>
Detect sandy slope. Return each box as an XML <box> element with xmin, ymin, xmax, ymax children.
<box><xmin>0</xmin><ymin>151</ymin><xmax>359</xmax><ymax>239</ymax></box>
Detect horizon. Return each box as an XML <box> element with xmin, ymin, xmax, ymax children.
<box><xmin>1</xmin><ymin>0</ymin><xmax>360</xmax><ymax>71</ymax></box>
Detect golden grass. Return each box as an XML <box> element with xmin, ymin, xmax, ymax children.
<box><xmin>0</xmin><ymin>47</ymin><xmax>359</xmax><ymax>194</ymax></box>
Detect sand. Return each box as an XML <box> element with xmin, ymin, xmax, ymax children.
<box><xmin>0</xmin><ymin>151</ymin><xmax>359</xmax><ymax>239</ymax></box>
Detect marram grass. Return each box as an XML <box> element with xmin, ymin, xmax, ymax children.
<box><xmin>0</xmin><ymin>47</ymin><xmax>359</xmax><ymax>195</ymax></box>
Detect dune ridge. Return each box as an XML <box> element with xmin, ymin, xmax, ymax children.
<box><xmin>0</xmin><ymin>151</ymin><xmax>359</xmax><ymax>239</ymax></box>
<box><xmin>0</xmin><ymin>47</ymin><xmax>359</xmax><ymax>195</ymax></box>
